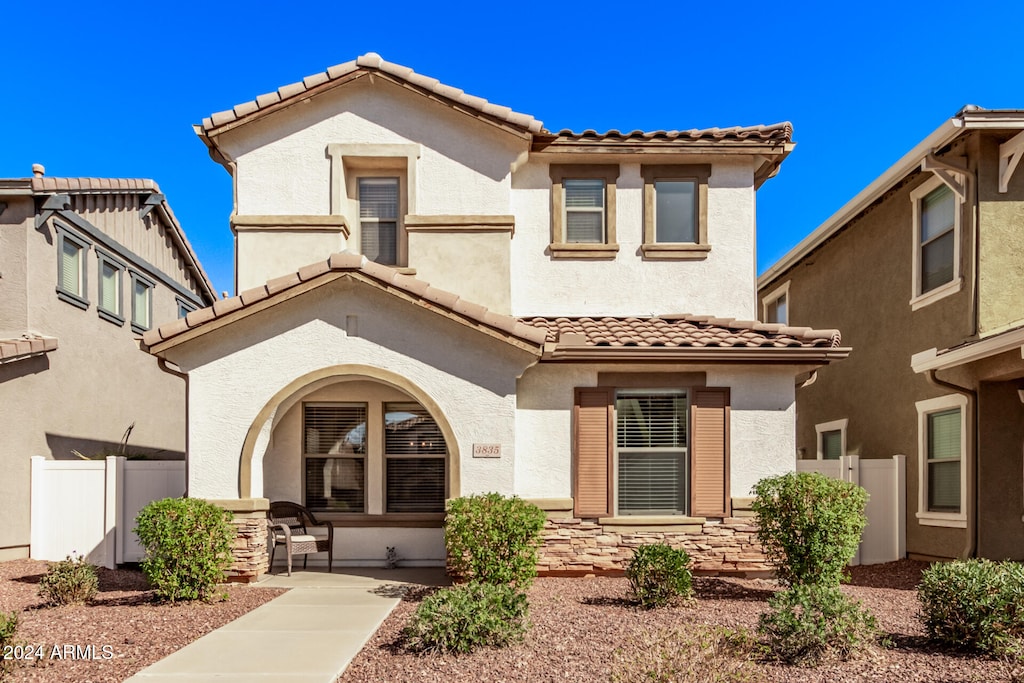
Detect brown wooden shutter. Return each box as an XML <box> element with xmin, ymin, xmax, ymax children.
<box><xmin>573</xmin><ymin>387</ymin><xmax>614</xmax><ymax>518</ymax></box>
<box><xmin>690</xmin><ymin>387</ymin><xmax>730</xmax><ymax>517</ymax></box>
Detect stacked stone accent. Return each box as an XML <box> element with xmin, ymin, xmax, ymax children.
<box><xmin>205</xmin><ymin>498</ymin><xmax>270</xmax><ymax>583</ymax></box>
<box><xmin>532</xmin><ymin>498</ymin><xmax>770</xmax><ymax>577</ymax></box>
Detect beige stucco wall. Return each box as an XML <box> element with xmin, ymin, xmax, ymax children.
<box><xmin>0</xmin><ymin>202</ymin><xmax>200</xmax><ymax>559</ymax></box>
<box><xmin>758</xmin><ymin>157</ymin><xmax>978</xmax><ymax>560</ymax></box>
<box><xmin>236</xmin><ymin>229</ymin><xmax>348</xmax><ymax>292</ymax></box>
<box><xmin>407</xmin><ymin>229</ymin><xmax>511</xmax><ymax>313</ymax></box>
<box><xmin>977</xmin><ymin>133</ymin><xmax>1024</xmax><ymax>336</ymax></box>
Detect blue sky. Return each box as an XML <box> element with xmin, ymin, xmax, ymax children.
<box><xmin>3</xmin><ymin>1</ymin><xmax>1022</xmax><ymax>294</ymax></box>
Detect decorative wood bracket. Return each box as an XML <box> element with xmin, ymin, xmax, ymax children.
<box><xmin>140</xmin><ymin>193</ymin><xmax>165</xmax><ymax>219</ymax></box>
<box><xmin>34</xmin><ymin>194</ymin><xmax>70</xmax><ymax>228</ymax></box>
<box><xmin>922</xmin><ymin>155</ymin><xmax>967</xmax><ymax>201</ymax></box>
<box><xmin>999</xmin><ymin>130</ymin><xmax>1024</xmax><ymax>193</ymax></box>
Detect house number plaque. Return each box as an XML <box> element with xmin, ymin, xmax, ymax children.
<box><xmin>472</xmin><ymin>443</ymin><xmax>502</xmax><ymax>458</ymax></box>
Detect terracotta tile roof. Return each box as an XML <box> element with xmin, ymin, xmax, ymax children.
<box><xmin>519</xmin><ymin>315</ymin><xmax>841</xmax><ymax>349</ymax></box>
<box><xmin>0</xmin><ymin>333</ymin><xmax>58</xmax><ymax>364</ymax></box>
<box><xmin>30</xmin><ymin>177</ymin><xmax>159</xmax><ymax>193</ymax></box>
<box><xmin>199</xmin><ymin>52</ymin><xmax>545</xmax><ymax>135</ymax></box>
<box><xmin>548</xmin><ymin>122</ymin><xmax>793</xmax><ymax>144</ymax></box>
<box><xmin>142</xmin><ymin>252</ymin><xmax>549</xmax><ymax>352</ymax></box>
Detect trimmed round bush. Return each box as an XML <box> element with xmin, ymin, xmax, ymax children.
<box><xmin>38</xmin><ymin>553</ymin><xmax>98</xmax><ymax>606</ymax></box>
<box><xmin>918</xmin><ymin>558</ymin><xmax>1024</xmax><ymax>654</ymax></box>
<box><xmin>751</xmin><ymin>472</ymin><xmax>868</xmax><ymax>588</ymax></box>
<box><xmin>758</xmin><ymin>583</ymin><xmax>878</xmax><ymax>666</ymax></box>
<box><xmin>134</xmin><ymin>497</ymin><xmax>235</xmax><ymax>602</ymax></box>
<box><xmin>626</xmin><ymin>543</ymin><xmax>693</xmax><ymax>609</ymax></box>
<box><xmin>445</xmin><ymin>493</ymin><xmax>546</xmax><ymax>587</ymax></box>
<box><xmin>403</xmin><ymin>582</ymin><xmax>529</xmax><ymax>654</ymax></box>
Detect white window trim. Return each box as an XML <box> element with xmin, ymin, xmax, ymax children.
<box><xmin>915</xmin><ymin>393</ymin><xmax>968</xmax><ymax>527</ymax></box>
<box><xmin>814</xmin><ymin>418</ymin><xmax>848</xmax><ymax>460</ymax></box>
<box><xmin>762</xmin><ymin>280</ymin><xmax>791</xmax><ymax>325</ymax></box>
<box><xmin>910</xmin><ymin>175</ymin><xmax>963</xmax><ymax>311</ymax></box>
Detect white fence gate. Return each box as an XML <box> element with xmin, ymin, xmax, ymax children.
<box><xmin>796</xmin><ymin>455</ymin><xmax>906</xmax><ymax>565</ymax></box>
<box><xmin>30</xmin><ymin>456</ymin><xmax>185</xmax><ymax>568</ymax></box>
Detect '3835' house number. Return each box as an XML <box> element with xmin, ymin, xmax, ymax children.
<box><xmin>472</xmin><ymin>443</ymin><xmax>502</xmax><ymax>458</ymax></box>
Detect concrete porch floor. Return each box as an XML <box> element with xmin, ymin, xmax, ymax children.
<box><xmin>125</xmin><ymin>567</ymin><xmax>450</xmax><ymax>683</ymax></box>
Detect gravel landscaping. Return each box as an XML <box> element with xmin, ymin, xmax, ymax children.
<box><xmin>0</xmin><ymin>559</ymin><xmax>283</xmax><ymax>682</ymax></box>
<box><xmin>340</xmin><ymin>560</ymin><xmax>1018</xmax><ymax>683</ymax></box>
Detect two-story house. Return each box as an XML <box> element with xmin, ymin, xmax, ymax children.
<box><xmin>758</xmin><ymin>106</ymin><xmax>1024</xmax><ymax>562</ymax></box>
<box><xmin>0</xmin><ymin>168</ymin><xmax>217</xmax><ymax>561</ymax></box>
<box><xmin>142</xmin><ymin>53</ymin><xmax>849</xmax><ymax>579</ymax></box>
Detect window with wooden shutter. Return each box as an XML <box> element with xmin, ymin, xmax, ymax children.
<box><xmin>689</xmin><ymin>388</ymin><xmax>730</xmax><ymax>517</ymax></box>
<box><xmin>573</xmin><ymin>387</ymin><xmax>613</xmax><ymax>517</ymax></box>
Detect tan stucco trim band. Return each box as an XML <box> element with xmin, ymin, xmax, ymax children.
<box><xmin>405</xmin><ymin>215</ymin><xmax>514</xmax><ymax>233</ymax></box>
<box><xmin>203</xmin><ymin>497</ymin><xmax>270</xmax><ymax>513</ymax></box>
<box><xmin>525</xmin><ymin>498</ymin><xmax>575</xmax><ymax>511</ymax></box>
<box><xmin>231</xmin><ymin>215</ymin><xmax>350</xmax><ymax>235</ymax></box>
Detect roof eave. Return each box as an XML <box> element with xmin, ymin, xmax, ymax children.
<box><xmin>911</xmin><ymin>326</ymin><xmax>1024</xmax><ymax>374</ymax></box>
<box><xmin>541</xmin><ymin>346</ymin><xmax>851</xmax><ymax>363</ymax></box>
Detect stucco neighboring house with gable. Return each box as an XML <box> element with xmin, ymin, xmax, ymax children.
<box><xmin>0</xmin><ymin>168</ymin><xmax>217</xmax><ymax>560</ymax></box>
<box><xmin>143</xmin><ymin>53</ymin><xmax>849</xmax><ymax>580</ymax></box>
<box><xmin>758</xmin><ymin>106</ymin><xmax>1024</xmax><ymax>562</ymax></box>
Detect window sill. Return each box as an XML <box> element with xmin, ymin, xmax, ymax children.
<box><xmin>311</xmin><ymin>512</ymin><xmax>444</xmax><ymax>528</ymax></box>
<box><xmin>640</xmin><ymin>243</ymin><xmax>711</xmax><ymax>260</ymax></box>
<box><xmin>910</xmin><ymin>278</ymin><xmax>962</xmax><ymax>311</ymax></box>
<box><xmin>56</xmin><ymin>289</ymin><xmax>89</xmax><ymax>311</ymax></box>
<box><xmin>549</xmin><ymin>242</ymin><xmax>619</xmax><ymax>259</ymax></box>
<box><xmin>916</xmin><ymin>511</ymin><xmax>966</xmax><ymax>528</ymax></box>
<box><xmin>130</xmin><ymin>321</ymin><xmax>150</xmax><ymax>335</ymax></box>
<box><xmin>98</xmin><ymin>308</ymin><xmax>125</xmax><ymax>326</ymax></box>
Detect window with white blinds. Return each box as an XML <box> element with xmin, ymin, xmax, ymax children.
<box><xmin>98</xmin><ymin>257</ymin><xmax>122</xmax><ymax>319</ymax></box>
<box><xmin>927</xmin><ymin>408</ymin><xmax>961</xmax><ymax>513</ymax></box>
<box><xmin>564</xmin><ymin>178</ymin><xmax>605</xmax><ymax>243</ymax></box>
<box><xmin>384</xmin><ymin>402</ymin><xmax>446</xmax><ymax>513</ymax></box>
<box><xmin>615</xmin><ymin>391</ymin><xmax>688</xmax><ymax>514</ymax></box>
<box><xmin>59</xmin><ymin>236</ymin><xmax>84</xmax><ymax>297</ymax></box>
<box><xmin>303</xmin><ymin>403</ymin><xmax>368</xmax><ymax>512</ymax></box>
<box><xmin>359</xmin><ymin>177</ymin><xmax>399</xmax><ymax>265</ymax></box>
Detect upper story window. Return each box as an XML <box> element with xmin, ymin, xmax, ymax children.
<box><xmin>910</xmin><ymin>176</ymin><xmax>962</xmax><ymax>310</ymax></box>
<box><xmin>641</xmin><ymin>164</ymin><xmax>711</xmax><ymax>259</ymax></box>
<box><xmin>97</xmin><ymin>251</ymin><xmax>125</xmax><ymax>325</ymax></box>
<box><xmin>55</xmin><ymin>224</ymin><xmax>90</xmax><ymax>310</ymax></box>
<box><xmin>130</xmin><ymin>271</ymin><xmax>155</xmax><ymax>333</ymax></box>
<box><xmin>762</xmin><ymin>281</ymin><xmax>790</xmax><ymax>325</ymax></box>
<box><xmin>549</xmin><ymin>164</ymin><xmax>619</xmax><ymax>259</ymax></box>
<box><xmin>358</xmin><ymin>177</ymin><xmax>400</xmax><ymax>266</ymax></box>
<box><xmin>176</xmin><ymin>297</ymin><xmax>197</xmax><ymax>319</ymax></box>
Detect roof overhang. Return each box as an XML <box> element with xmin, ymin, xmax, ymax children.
<box><xmin>541</xmin><ymin>345</ymin><xmax>850</xmax><ymax>364</ymax></box>
<box><xmin>0</xmin><ymin>334</ymin><xmax>58</xmax><ymax>364</ymax></box>
<box><xmin>760</xmin><ymin>107</ymin><xmax>1024</xmax><ymax>288</ymax></box>
<box><xmin>911</xmin><ymin>325</ymin><xmax>1024</xmax><ymax>374</ymax></box>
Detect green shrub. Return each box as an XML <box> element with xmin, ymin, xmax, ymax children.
<box><xmin>38</xmin><ymin>553</ymin><xmax>98</xmax><ymax>606</ymax></box>
<box><xmin>134</xmin><ymin>497</ymin><xmax>235</xmax><ymax>602</ymax></box>
<box><xmin>612</xmin><ymin>626</ymin><xmax>760</xmax><ymax>683</ymax></box>
<box><xmin>918</xmin><ymin>559</ymin><xmax>1024</xmax><ymax>654</ymax></box>
<box><xmin>0</xmin><ymin>611</ymin><xmax>19</xmax><ymax>679</ymax></box>
<box><xmin>751</xmin><ymin>472</ymin><xmax>867</xmax><ymax>588</ymax></box>
<box><xmin>445</xmin><ymin>493</ymin><xmax>546</xmax><ymax>587</ymax></box>
<box><xmin>403</xmin><ymin>582</ymin><xmax>529</xmax><ymax>654</ymax></box>
<box><xmin>758</xmin><ymin>583</ymin><xmax>877</xmax><ymax>666</ymax></box>
<box><xmin>625</xmin><ymin>542</ymin><xmax>693</xmax><ymax>609</ymax></box>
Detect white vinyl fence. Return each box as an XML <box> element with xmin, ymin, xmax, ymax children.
<box><xmin>30</xmin><ymin>456</ymin><xmax>185</xmax><ymax>568</ymax></box>
<box><xmin>796</xmin><ymin>455</ymin><xmax>906</xmax><ymax>565</ymax></box>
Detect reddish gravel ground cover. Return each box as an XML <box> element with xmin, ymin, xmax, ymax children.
<box><xmin>0</xmin><ymin>559</ymin><xmax>283</xmax><ymax>682</ymax></box>
<box><xmin>340</xmin><ymin>560</ymin><xmax>1018</xmax><ymax>683</ymax></box>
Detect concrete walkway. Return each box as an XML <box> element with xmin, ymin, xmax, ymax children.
<box><xmin>125</xmin><ymin>568</ymin><xmax>448</xmax><ymax>683</ymax></box>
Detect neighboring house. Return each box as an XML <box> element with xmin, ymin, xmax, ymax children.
<box><xmin>142</xmin><ymin>53</ymin><xmax>849</xmax><ymax>580</ymax></box>
<box><xmin>0</xmin><ymin>168</ymin><xmax>217</xmax><ymax>561</ymax></box>
<box><xmin>758</xmin><ymin>106</ymin><xmax>1024</xmax><ymax>562</ymax></box>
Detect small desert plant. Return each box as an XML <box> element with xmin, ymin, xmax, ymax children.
<box><xmin>758</xmin><ymin>583</ymin><xmax>878</xmax><ymax>666</ymax></box>
<box><xmin>38</xmin><ymin>553</ymin><xmax>98</xmax><ymax>606</ymax></box>
<box><xmin>0</xmin><ymin>610</ymin><xmax>19</xmax><ymax>679</ymax></box>
<box><xmin>918</xmin><ymin>559</ymin><xmax>1024</xmax><ymax>654</ymax></box>
<box><xmin>751</xmin><ymin>472</ymin><xmax>868</xmax><ymax>588</ymax></box>
<box><xmin>135</xmin><ymin>497</ymin><xmax>235</xmax><ymax>602</ymax></box>
<box><xmin>403</xmin><ymin>582</ymin><xmax>529</xmax><ymax>654</ymax></box>
<box><xmin>611</xmin><ymin>625</ymin><xmax>760</xmax><ymax>683</ymax></box>
<box><xmin>625</xmin><ymin>542</ymin><xmax>693</xmax><ymax>609</ymax></box>
<box><xmin>445</xmin><ymin>493</ymin><xmax>547</xmax><ymax>587</ymax></box>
